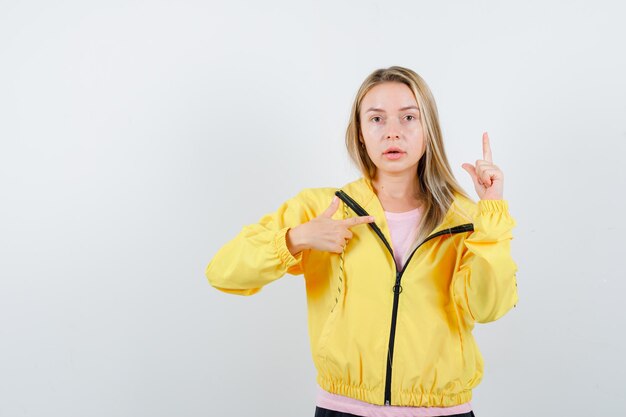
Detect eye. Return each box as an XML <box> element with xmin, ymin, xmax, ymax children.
<box><xmin>405</xmin><ymin>115</ymin><xmax>416</xmax><ymax>121</ymax></box>
<box><xmin>371</xmin><ymin>116</ymin><xmax>382</xmax><ymax>123</ymax></box>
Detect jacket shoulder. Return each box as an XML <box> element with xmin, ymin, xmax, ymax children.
<box><xmin>293</xmin><ymin>186</ymin><xmax>341</xmax><ymax>218</ymax></box>
<box><xmin>449</xmin><ymin>191</ymin><xmax>479</xmax><ymax>224</ymax></box>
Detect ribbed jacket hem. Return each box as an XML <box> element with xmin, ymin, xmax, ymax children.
<box><xmin>316</xmin><ymin>374</ymin><xmax>473</xmax><ymax>408</ymax></box>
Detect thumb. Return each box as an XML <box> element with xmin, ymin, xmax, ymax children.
<box><xmin>461</xmin><ymin>163</ymin><xmax>480</xmax><ymax>186</ymax></box>
<box><xmin>320</xmin><ymin>195</ymin><xmax>340</xmax><ymax>218</ymax></box>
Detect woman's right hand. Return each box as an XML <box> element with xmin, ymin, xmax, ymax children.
<box><xmin>287</xmin><ymin>196</ymin><xmax>375</xmax><ymax>255</ymax></box>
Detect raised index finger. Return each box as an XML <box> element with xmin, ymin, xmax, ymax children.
<box><xmin>482</xmin><ymin>131</ymin><xmax>493</xmax><ymax>163</ymax></box>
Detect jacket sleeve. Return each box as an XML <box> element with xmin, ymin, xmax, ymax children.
<box><xmin>205</xmin><ymin>189</ymin><xmax>312</xmax><ymax>296</ymax></box>
<box><xmin>451</xmin><ymin>199</ymin><xmax>519</xmax><ymax>323</ymax></box>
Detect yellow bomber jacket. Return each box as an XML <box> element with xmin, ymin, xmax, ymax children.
<box><xmin>205</xmin><ymin>176</ymin><xmax>518</xmax><ymax>407</ymax></box>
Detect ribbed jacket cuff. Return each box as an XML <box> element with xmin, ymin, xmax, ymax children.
<box><xmin>275</xmin><ymin>226</ymin><xmax>303</xmax><ymax>268</ymax></box>
<box><xmin>478</xmin><ymin>199</ymin><xmax>509</xmax><ymax>213</ymax></box>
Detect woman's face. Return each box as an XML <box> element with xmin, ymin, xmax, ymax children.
<box><xmin>359</xmin><ymin>81</ymin><xmax>426</xmax><ymax>176</ymax></box>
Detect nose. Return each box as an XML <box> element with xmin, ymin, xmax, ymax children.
<box><xmin>385</xmin><ymin>120</ymin><xmax>401</xmax><ymax>140</ymax></box>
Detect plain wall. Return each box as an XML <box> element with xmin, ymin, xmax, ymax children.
<box><xmin>1</xmin><ymin>1</ymin><xmax>625</xmax><ymax>416</ymax></box>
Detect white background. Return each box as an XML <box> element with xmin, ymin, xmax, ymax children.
<box><xmin>1</xmin><ymin>1</ymin><xmax>625</xmax><ymax>416</ymax></box>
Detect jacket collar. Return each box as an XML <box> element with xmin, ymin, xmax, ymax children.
<box><xmin>338</xmin><ymin>176</ymin><xmax>476</xmax><ymax>236</ymax></box>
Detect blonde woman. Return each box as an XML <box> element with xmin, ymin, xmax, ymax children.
<box><xmin>205</xmin><ymin>66</ymin><xmax>518</xmax><ymax>417</ymax></box>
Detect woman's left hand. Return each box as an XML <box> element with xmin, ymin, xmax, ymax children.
<box><xmin>461</xmin><ymin>132</ymin><xmax>504</xmax><ymax>200</ymax></box>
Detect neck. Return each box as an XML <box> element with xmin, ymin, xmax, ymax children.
<box><xmin>372</xmin><ymin>171</ymin><xmax>421</xmax><ymax>201</ymax></box>
<box><xmin>370</xmin><ymin>172</ymin><xmax>424</xmax><ymax>214</ymax></box>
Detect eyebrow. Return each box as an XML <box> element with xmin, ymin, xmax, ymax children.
<box><xmin>364</xmin><ymin>106</ymin><xmax>420</xmax><ymax>113</ymax></box>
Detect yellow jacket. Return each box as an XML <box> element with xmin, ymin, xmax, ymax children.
<box><xmin>205</xmin><ymin>176</ymin><xmax>518</xmax><ymax>407</ymax></box>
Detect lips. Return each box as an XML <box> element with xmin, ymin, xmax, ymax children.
<box><xmin>383</xmin><ymin>147</ymin><xmax>406</xmax><ymax>160</ymax></box>
<box><xmin>383</xmin><ymin>146</ymin><xmax>404</xmax><ymax>154</ymax></box>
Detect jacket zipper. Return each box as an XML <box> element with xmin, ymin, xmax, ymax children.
<box><xmin>335</xmin><ymin>190</ymin><xmax>474</xmax><ymax>406</ymax></box>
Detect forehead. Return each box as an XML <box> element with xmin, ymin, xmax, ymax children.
<box><xmin>361</xmin><ymin>82</ymin><xmax>418</xmax><ymax>110</ymax></box>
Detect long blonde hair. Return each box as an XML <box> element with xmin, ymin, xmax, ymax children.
<box><xmin>345</xmin><ymin>66</ymin><xmax>472</xmax><ymax>254</ymax></box>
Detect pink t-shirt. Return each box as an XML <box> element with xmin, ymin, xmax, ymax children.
<box><xmin>315</xmin><ymin>206</ymin><xmax>473</xmax><ymax>416</ymax></box>
<box><xmin>385</xmin><ymin>206</ymin><xmax>422</xmax><ymax>270</ymax></box>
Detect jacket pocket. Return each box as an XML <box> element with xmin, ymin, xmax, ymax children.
<box><xmin>315</xmin><ymin>302</ymin><xmax>340</xmax><ymax>364</ymax></box>
<box><xmin>316</xmin><ymin>256</ymin><xmax>345</xmax><ymax>362</ymax></box>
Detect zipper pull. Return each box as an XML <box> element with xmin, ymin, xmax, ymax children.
<box><xmin>385</xmin><ymin>400</ymin><xmax>390</xmax><ymax>406</ymax></box>
<box><xmin>392</xmin><ymin>271</ymin><xmax>403</xmax><ymax>294</ymax></box>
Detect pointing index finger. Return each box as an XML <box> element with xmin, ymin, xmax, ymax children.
<box><xmin>344</xmin><ymin>215</ymin><xmax>375</xmax><ymax>227</ymax></box>
<box><xmin>482</xmin><ymin>132</ymin><xmax>493</xmax><ymax>162</ymax></box>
